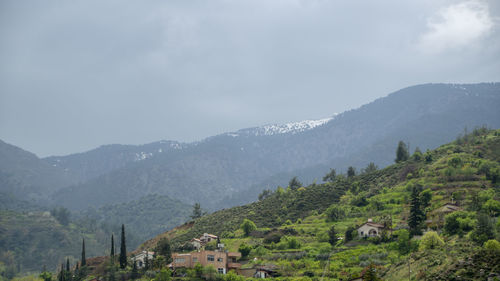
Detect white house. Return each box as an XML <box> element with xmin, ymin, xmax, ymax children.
<box><xmin>200</xmin><ymin>233</ymin><xmax>218</xmax><ymax>244</ymax></box>
<box><xmin>131</xmin><ymin>251</ymin><xmax>155</xmax><ymax>268</ymax></box>
<box><xmin>357</xmin><ymin>219</ymin><xmax>386</xmax><ymax>238</ymax></box>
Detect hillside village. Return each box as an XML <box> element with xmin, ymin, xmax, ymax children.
<box><xmin>41</xmin><ymin>127</ymin><xmax>500</xmax><ymax>281</ymax></box>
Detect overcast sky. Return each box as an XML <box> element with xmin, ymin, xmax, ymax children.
<box><xmin>1</xmin><ymin>0</ymin><xmax>499</xmax><ymax>157</ymax></box>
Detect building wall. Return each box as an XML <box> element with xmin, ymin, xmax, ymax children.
<box><xmin>357</xmin><ymin>224</ymin><xmax>381</xmax><ymax>237</ymax></box>
<box><xmin>172</xmin><ymin>251</ymin><xmax>227</xmax><ymax>272</ymax></box>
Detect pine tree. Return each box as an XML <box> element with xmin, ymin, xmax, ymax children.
<box><xmin>58</xmin><ymin>264</ymin><xmax>64</xmax><ymax>281</ymax></box>
<box><xmin>347</xmin><ymin>166</ymin><xmax>356</xmax><ymax>178</ymax></box>
<box><xmin>119</xmin><ymin>224</ymin><xmax>127</xmax><ymax>269</ymax></box>
<box><xmin>190</xmin><ymin>203</ymin><xmax>202</xmax><ymax>219</ymax></box>
<box><xmin>81</xmin><ymin>239</ymin><xmax>86</xmax><ymax>266</ymax></box>
<box><xmin>395</xmin><ymin>141</ymin><xmax>410</xmax><ymax>163</ymax></box>
<box><xmin>408</xmin><ymin>187</ymin><xmax>424</xmax><ymax>236</ymax></box>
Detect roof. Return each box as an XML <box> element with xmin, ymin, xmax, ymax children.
<box><xmin>190</xmin><ymin>238</ymin><xmax>201</xmax><ymax>242</ymax></box>
<box><xmin>202</xmin><ymin>233</ymin><xmax>218</xmax><ymax>238</ymax></box>
<box><xmin>228</xmin><ymin>252</ymin><xmax>242</xmax><ymax>257</ymax></box>
<box><xmin>360</xmin><ymin>222</ymin><xmax>385</xmax><ymax>229</ymax></box>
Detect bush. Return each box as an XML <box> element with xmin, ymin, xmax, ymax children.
<box><xmin>483</xmin><ymin>240</ymin><xmax>500</xmax><ymax>252</ymax></box>
<box><xmin>419</xmin><ymin>231</ymin><xmax>444</xmax><ymax>251</ymax></box>
<box><xmin>238</xmin><ymin>243</ymin><xmax>251</xmax><ymax>258</ymax></box>
<box><xmin>325</xmin><ymin>205</ymin><xmax>346</xmax><ymax>222</ymax></box>
<box><xmin>444</xmin><ymin>211</ymin><xmax>476</xmax><ymax>235</ymax></box>
<box><xmin>483</xmin><ymin>199</ymin><xmax>500</xmax><ymax>216</ymax></box>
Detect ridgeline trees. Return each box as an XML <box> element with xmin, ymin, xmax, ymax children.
<box><xmin>395</xmin><ymin>141</ymin><xmax>410</xmax><ymax>163</ymax></box>
<box><xmin>288</xmin><ymin>177</ymin><xmax>302</xmax><ymax>190</ymax></box>
<box><xmin>323</xmin><ymin>168</ymin><xmax>337</xmax><ymax>182</ymax></box>
<box><xmin>190</xmin><ymin>203</ymin><xmax>202</xmax><ymax>220</ymax></box>
<box><xmin>119</xmin><ymin>224</ymin><xmax>127</xmax><ymax>269</ymax></box>
<box><xmin>347</xmin><ymin>166</ymin><xmax>356</xmax><ymax>178</ymax></box>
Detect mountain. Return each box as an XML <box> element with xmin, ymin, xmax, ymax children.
<box><xmin>0</xmin><ymin>140</ymin><xmax>75</xmax><ymax>204</ymax></box>
<box><xmin>52</xmin><ymin>83</ymin><xmax>500</xmax><ymax>211</ymax></box>
<box><xmin>44</xmin><ymin>140</ymin><xmax>187</xmax><ymax>184</ymax></box>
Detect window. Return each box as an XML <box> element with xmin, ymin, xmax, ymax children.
<box><xmin>174</xmin><ymin>258</ymin><xmax>185</xmax><ymax>263</ymax></box>
<box><xmin>217</xmin><ymin>257</ymin><xmax>223</xmax><ymax>262</ymax></box>
<box><xmin>193</xmin><ymin>257</ymin><xmax>198</xmax><ymax>263</ymax></box>
<box><xmin>218</xmin><ymin>268</ymin><xmax>224</xmax><ymax>274</ymax></box>
<box><xmin>207</xmin><ymin>255</ymin><xmax>215</xmax><ymax>262</ymax></box>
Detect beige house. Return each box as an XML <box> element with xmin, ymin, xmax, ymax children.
<box><xmin>131</xmin><ymin>251</ymin><xmax>155</xmax><ymax>268</ymax></box>
<box><xmin>425</xmin><ymin>203</ymin><xmax>462</xmax><ymax>228</ymax></box>
<box><xmin>191</xmin><ymin>233</ymin><xmax>218</xmax><ymax>249</ymax></box>
<box><xmin>357</xmin><ymin>219</ymin><xmax>386</xmax><ymax>238</ymax></box>
<box><xmin>171</xmin><ymin>250</ymin><xmax>241</xmax><ymax>274</ymax></box>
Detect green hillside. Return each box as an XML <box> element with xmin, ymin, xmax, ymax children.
<box><xmin>133</xmin><ymin>128</ymin><xmax>500</xmax><ymax>280</ymax></box>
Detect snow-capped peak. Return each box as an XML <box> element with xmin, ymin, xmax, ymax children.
<box><xmin>226</xmin><ymin>116</ymin><xmax>335</xmax><ymax>137</ymax></box>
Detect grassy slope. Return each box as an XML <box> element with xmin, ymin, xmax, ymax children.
<box><xmin>139</xmin><ymin>129</ymin><xmax>500</xmax><ymax>280</ymax></box>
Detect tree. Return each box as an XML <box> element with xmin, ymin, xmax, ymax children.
<box><xmin>419</xmin><ymin>231</ymin><xmax>444</xmax><ymax>251</ymax></box>
<box><xmin>363</xmin><ymin>264</ymin><xmax>380</xmax><ymax>281</ymax></box>
<box><xmin>362</xmin><ymin>163</ymin><xmax>378</xmax><ymax>174</ymax></box>
<box><xmin>420</xmin><ymin>189</ymin><xmax>432</xmax><ymax>209</ymax></box>
<box><xmin>81</xmin><ymin>239</ymin><xmax>86</xmax><ymax>266</ymax></box>
<box><xmin>40</xmin><ymin>271</ymin><xmax>52</xmax><ymax>281</ymax></box>
<box><xmin>156</xmin><ymin>238</ymin><xmax>172</xmax><ymax>263</ymax></box>
<box><xmin>395</xmin><ymin>141</ymin><xmax>409</xmax><ymax>163</ymax></box>
<box><xmin>408</xmin><ymin>187</ymin><xmax>424</xmax><ymax>236</ymax></box>
<box><xmin>483</xmin><ymin>240</ymin><xmax>500</xmax><ymax>252</ymax></box>
<box><xmin>471</xmin><ymin>213</ymin><xmax>494</xmax><ymax>245</ymax></box>
<box><xmin>328</xmin><ymin>226</ymin><xmax>337</xmax><ymax>246</ymax></box>
<box><xmin>240</xmin><ymin>219</ymin><xmax>257</xmax><ymax>236</ymax></box>
<box><xmin>412</xmin><ymin>147</ymin><xmax>423</xmax><ymax>161</ymax></box>
<box><xmin>258</xmin><ymin>189</ymin><xmax>272</xmax><ymax>201</ymax></box>
<box><xmin>190</xmin><ymin>203</ymin><xmax>202</xmax><ymax>220</ymax></box>
<box><xmin>345</xmin><ymin>226</ymin><xmax>356</xmax><ymax>242</ymax></box>
<box><xmin>110</xmin><ymin>234</ymin><xmax>115</xmax><ymax>261</ymax></box>
<box><xmin>323</xmin><ymin>168</ymin><xmax>337</xmax><ymax>182</ymax></box>
<box><xmin>325</xmin><ymin>205</ymin><xmax>345</xmax><ymax>222</ymax></box>
<box><xmin>154</xmin><ymin>269</ymin><xmax>172</xmax><ymax>281</ymax></box>
<box><xmin>51</xmin><ymin>207</ymin><xmax>71</xmax><ymax>226</ymax></box>
<box><xmin>396</xmin><ymin>229</ymin><xmax>411</xmax><ymax>255</ymax></box>
<box><xmin>288</xmin><ymin>176</ymin><xmax>302</xmax><ymax>190</ymax></box>
<box><xmin>131</xmin><ymin>261</ymin><xmax>139</xmax><ymax>280</ymax></box>
<box><xmin>347</xmin><ymin>166</ymin><xmax>356</xmax><ymax>178</ymax></box>
<box><xmin>119</xmin><ymin>224</ymin><xmax>127</xmax><ymax>269</ymax></box>
<box><xmin>238</xmin><ymin>243</ymin><xmax>251</xmax><ymax>258</ymax></box>
<box><xmin>58</xmin><ymin>264</ymin><xmax>65</xmax><ymax>281</ymax></box>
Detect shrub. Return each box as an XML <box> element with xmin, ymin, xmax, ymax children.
<box><xmin>483</xmin><ymin>199</ymin><xmax>500</xmax><ymax>216</ymax></box>
<box><xmin>419</xmin><ymin>231</ymin><xmax>444</xmax><ymax>251</ymax></box>
<box><xmin>238</xmin><ymin>243</ymin><xmax>251</xmax><ymax>258</ymax></box>
<box><xmin>444</xmin><ymin>211</ymin><xmax>476</xmax><ymax>235</ymax></box>
<box><xmin>483</xmin><ymin>240</ymin><xmax>500</xmax><ymax>252</ymax></box>
<box><xmin>325</xmin><ymin>205</ymin><xmax>346</xmax><ymax>222</ymax></box>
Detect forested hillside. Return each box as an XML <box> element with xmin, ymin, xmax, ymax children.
<box><xmin>52</xmin><ymin>83</ymin><xmax>500</xmax><ymax>211</ymax></box>
<box><xmin>129</xmin><ymin>128</ymin><xmax>500</xmax><ymax>280</ymax></box>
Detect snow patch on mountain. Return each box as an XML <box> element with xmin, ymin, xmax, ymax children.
<box><xmin>226</xmin><ymin>116</ymin><xmax>335</xmax><ymax>137</ymax></box>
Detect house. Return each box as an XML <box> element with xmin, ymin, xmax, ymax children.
<box><xmin>131</xmin><ymin>251</ymin><xmax>155</xmax><ymax>268</ymax></box>
<box><xmin>171</xmin><ymin>250</ymin><xmax>241</xmax><ymax>274</ymax></box>
<box><xmin>190</xmin><ymin>238</ymin><xmax>202</xmax><ymax>250</ymax></box>
<box><xmin>200</xmin><ymin>233</ymin><xmax>218</xmax><ymax>244</ymax></box>
<box><xmin>357</xmin><ymin>219</ymin><xmax>386</xmax><ymax>238</ymax></box>
<box><xmin>425</xmin><ymin>203</ymin><xmax>462</xmax><ymax>228</ymax></box>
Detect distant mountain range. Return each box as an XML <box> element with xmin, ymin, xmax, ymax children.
<box><xmin>1</xmin><ymin>83</ymin><xmax>499</xmax><ymax>212</ymax></box>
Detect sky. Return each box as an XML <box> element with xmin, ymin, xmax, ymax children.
<box><xmin>1</xmin><ymin>0</ymin><xmax>499</xmax><ymax>157</ymax></box>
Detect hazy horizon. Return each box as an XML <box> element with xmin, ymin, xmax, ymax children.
<box><xmin>1</xmin><ymin>0</ymin><xmax>499</xmax><ymax>157</ymax></box>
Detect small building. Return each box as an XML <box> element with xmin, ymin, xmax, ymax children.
<box><xmin>190</xmin><ymin>238</ymin><xmax>202</xmax><ymax>250</ymax></box>
<box><xmin>200</xmin><ymin>233</ymin><xmax>218</xmax><ymax>244</ymax></box>
<box><xmin>357</xmin><ymin>219</ymin><xmax>386</xmax><ymax>238</ymax></box>
<box><xmin>171</xmin><ymin>250</ymin><xmax>241</xmax><ymax>274</ymax></box>
<box><xmin>425</xmin><ymin>203</ymin><xmax>462</xmax><ymax>229</ymax></box>
<box><xmin>131</xmin><ymin>251</ymin><xmax>155</xmax><ymax>268</ymax></box>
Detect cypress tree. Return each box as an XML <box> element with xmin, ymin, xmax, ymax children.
<box><xmin>111</xmin><ymin>234</ymin><xmax>115</xmax><ymax>260</ymax></box>
<box><xmin>119</xmin><ymin>224</ymin><xmax>127</xmax><ymax>269</ymax></box>
<box><xmin>328</xmin><ymin>225</ymin><xmax>337</xmax><ymax>246</ymax></box>
<box><xmin>59</xmin><ymin>264</ymin><xmax>64</xmax><ymax>281</ymax></box>
<box><xmin>66</xmin><ymin>259</ymin><xmax>70</xmax><ymax>272</ymax></box>
<box><xmin>131</xmin><ymin>261</ymin><xmax>138</xmax><ymax>279</ymax></box>
<box><xmin>81</xmin><ymin>239</ymin><xmax>86</xmax><ymax>266</ymax></box>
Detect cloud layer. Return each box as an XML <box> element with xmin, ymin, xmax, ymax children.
<box><xmin>0</xmin><ymin>0</ymin><xmax>499</xmax><ymax>156</ymax></box>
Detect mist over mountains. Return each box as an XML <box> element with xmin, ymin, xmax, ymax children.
<box><xmin>2</xmin><ymin>83</ymin><xmax>498</xmax><ymax>213</ymax></box>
